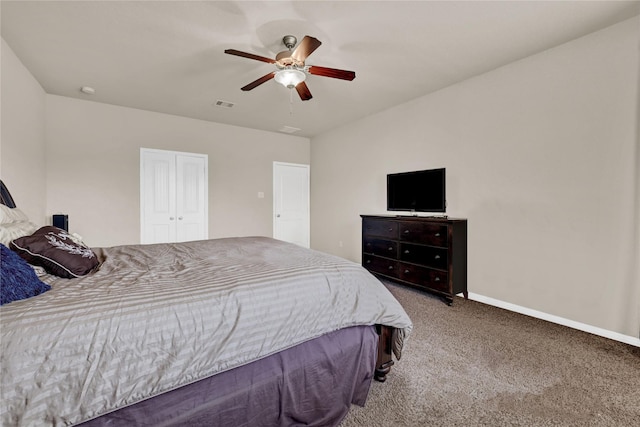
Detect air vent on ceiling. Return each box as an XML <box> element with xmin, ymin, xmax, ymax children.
<box><xmin>278</xmin><ymin>126</ymin><xmax>301</xmax><ymax>134</ymax></box>
<box><xmin>214</xmin><ymin>100</ymin><xmax>235</xmax><ymax>108</ymax></box>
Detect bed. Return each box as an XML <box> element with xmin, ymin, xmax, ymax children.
<box><xmin>0</xmin><ymin>189</ymin><xmax>412</xmax><ymax>426</ymax></box>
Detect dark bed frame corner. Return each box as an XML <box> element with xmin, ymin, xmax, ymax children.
<box><xmin>374</xmin><ymin>324</ymin><xmax>396</xmax><ymax>382</ymax></box>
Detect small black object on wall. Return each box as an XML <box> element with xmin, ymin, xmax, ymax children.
<box><xmin>53</xmin><ymin>214</ymin><xmax>69</xmax><ymax>232</ymax></box>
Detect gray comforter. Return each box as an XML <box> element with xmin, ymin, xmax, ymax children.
<box><xmin>1</xmin><ymin>237</ymin><xmax>412</xmax><ymax>426</ymax></box>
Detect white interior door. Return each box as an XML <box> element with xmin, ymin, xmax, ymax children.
<box><xmin>141</xmin><ymin>149</ymin><xmax>208</xmax><ymax>244</ymax></box>
<box><xmin>273</xmin><ymin>162</ymin><xmax>310</xmax><ymax>248</ymax></box>
<box><xmin>141</xmin><ymin>150</ymin><xmax>177</xmax><ymax>243</ymax></box>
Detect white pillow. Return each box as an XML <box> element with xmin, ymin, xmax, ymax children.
<box><xmin>0</xmin><ymin>204</ymin><xmax>30</xmax><ymax>224</ymax></box>
<box><xmin>0</xmin><ymin>221</ymin><xmax>39</xmax><ymax>246</ymax></box>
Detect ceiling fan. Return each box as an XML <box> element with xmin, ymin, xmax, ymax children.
<box><xmin>224</xmin><ymin>35</ymin><xmax>356</xmax><ymax>101</ymax></box>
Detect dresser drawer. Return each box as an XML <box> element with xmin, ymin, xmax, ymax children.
<box><xmin>398</xmin><ymin>262</ymin><xmax>449</xmax><ymax>293</ymax></box>
<box><xmin>363</xmin><ymin>219</ymin><xmax>398</xmax><ymax>239</ymax></box>
<box><xmin>399</xmin><ymin>243</ymin><xmax>448</xmax><ymax>270</ymax></box>
<box><xmin>399</xmin><ymin>222</ymin><xmax>448</xmax><ymax>246</ymax></box>
<box><xmin>363</xmin><ymin>255</ymin><xmax>399</xmax><ymax>277</ymax></box>
<box><xmin>363</xmin><ymin>237</ymin><xmax>397</xmax><ymax>257</ymax></box>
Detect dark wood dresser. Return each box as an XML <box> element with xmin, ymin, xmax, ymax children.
<box><xmin>361</xmin><ymin>215</ymin><xmax>468</xmax><ymax>305</ymax></box>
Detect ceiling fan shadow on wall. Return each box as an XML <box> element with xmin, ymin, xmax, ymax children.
<box><xmin>224</xmin><ymin>35</ymin><xmax>355</xmax><ymax>101</ymax></box>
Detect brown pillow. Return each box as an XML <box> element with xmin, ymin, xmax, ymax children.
<box><xmin>10</xmin><ymin>226</ymin><xmax>99</xmax><ymax>279</ymax></box>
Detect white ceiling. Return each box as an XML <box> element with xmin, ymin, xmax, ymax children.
<box><xmin>2</xmin><ymin>1</ymin><xmax>639</xmax><ymax>138</ymax></box>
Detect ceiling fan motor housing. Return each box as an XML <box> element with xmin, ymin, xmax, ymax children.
<box><xmin>275</xmin><ymin>52</ymin><xmax>304</xmax><ymax>67</ymax></box>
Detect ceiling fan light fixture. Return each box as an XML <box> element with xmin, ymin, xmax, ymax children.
<box><xmin>274</xmin><ymin>68</ymin><xmax>306</xmax><ymax>89</ymax></box>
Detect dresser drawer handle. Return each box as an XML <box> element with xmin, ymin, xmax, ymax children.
<box><xmin>388</xmin><ymin>266</ymin><xmax>394</xmax><ymax>270</ymax></box>
<box><xmin>366</xmin><ymin>260</ymin><xmax>371</xmax><ymax>264</ymax></box>
<box><xmin>434</xmin><ymin>277</ymin><xmax>440</xmax><ymax>282</ymax></box>
<box><xmin>404</xmin><ymin>269</ymin><xmax>410</xmax><ymax>274</ymax></box>
<box><xmin>404</xmin><ymin>249</ymin><xmax>410</xmax><ymax>254</ymax></box>
<box><xmin>388</xmin><ymin>247</ymin><xmax>393</xmax><ymax>251</ymax></box>
<box><xmin>435</xmin><ymin>232</ymin><xmax>440</xmax><ymax>237</ymax></box>
<box><xmin>403</xmin><ymin>230</ymin><xmax>409</xmax><ymax>234</ymax></box>
<box><xmin>434</xmin><ymin>255</ymin><xmax>441</xmax><ymax>260</ymax></box>
<box><xmin>366</xmin><ymin>242</ymin><xmax>371</xmax><ymax>246</ymax></box>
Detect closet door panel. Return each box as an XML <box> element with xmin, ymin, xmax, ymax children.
<box><xmin>176</xmin><ymin>154</ymin><xmax>207</xmax><ymax>243</ymax></box>
<box><xmin>142</xmin><ymin>150</ymin><xmax>177</xmax><ymax>243</ymax></box>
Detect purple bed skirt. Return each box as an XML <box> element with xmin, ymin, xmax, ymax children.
<box><xmin>78</xmin><ymin>325</ymin><xmax>378</xmax><ymax>427</ymax></box>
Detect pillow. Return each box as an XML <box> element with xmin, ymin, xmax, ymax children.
<box><xmin>10</xmin><ymin>226</ymin><xmax>99</xmax><ymax>279</ymax></box>
<box><xmin>0</xmin><ymin>204</ymin><xmax>30</xmax><ymax>223</ymax></box>
<box><xmin>0</xmin><ymin>221</ymin><xmax>39</xmax><ymax>246</ymax></box>
<box><xmin>0</xmin><ymin>243</ymin><xmax>51</xmax><ymax>305</ymax></box>
<box><xmin>0</xmin><ymin>204</ymin><xmax>39</xmax><ymax>246</ymax></box>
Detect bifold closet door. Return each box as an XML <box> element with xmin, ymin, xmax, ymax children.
<box><xmin>175</xmin><ymin>154</ymin><xmax>207</xmax><ymax>242</ymax></box>
<box><xmin>141</xmin><ymin>149</ymin><xmax>208</xmax><ymax>244</ymax></box>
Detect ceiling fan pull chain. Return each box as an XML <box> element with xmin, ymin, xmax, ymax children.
<box><xmin>290</xmin><ymin>89</ymin><xmax>294</xmax><ymax>115</ymax></box>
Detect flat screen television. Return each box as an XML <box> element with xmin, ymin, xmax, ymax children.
<box><xmin>387</xmin><ymin>168</ymin><xmax>446</xmax><ymax>213</ymax></box>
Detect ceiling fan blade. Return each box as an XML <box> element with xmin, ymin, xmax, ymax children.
<box><xmin>241</xmin><ymin>72</ymin><xmax>276</xmax><ymax>91</ymax></box>
<box><xmin>225</xmin><ymin>49</ymin><xmax>276</xmax><ymax>64</ymax></box>
<box><xmin>291</xmin><ymin>36</ymin><xmax>322</xmax><ymax>62</ymax></box>
<box><xmin>308</xmin><ymin>66</ymin><xmax>356</xmax><ymax>81</ymax></box>
<box><xmin>295</xmin><ymin>81</ymin><xmax>313</xmax><ymax>101</ymax></box>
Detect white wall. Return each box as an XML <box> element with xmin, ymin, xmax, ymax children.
<box><xmin>0</xmin><ymin>38</ymin><xmax>47</xmax><ymax>223</ymax></box>
<box><xmin>311</xmin><ymin>18</ymin><xmax>640</xmax><ymax>338</ymax></box>
<box><xmin>45</xmin><ymin>96</ymin><xmax>310</xmax><ymax>247</ymax></box>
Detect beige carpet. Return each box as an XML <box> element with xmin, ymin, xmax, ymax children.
<box><xmin>340</xmin><ymin>281</ymin><xmax>640</xmax><ymax>427</ymax></box>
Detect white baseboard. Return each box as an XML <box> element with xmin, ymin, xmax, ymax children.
<box><xmin>467</xmin><ymin>292</ymin><xmax>640</xmax><ymax>348</ymax></box>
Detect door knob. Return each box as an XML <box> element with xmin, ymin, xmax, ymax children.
<box><xmin>276</xmin><ymin>214</ymin><xmax>281</xmax><ymax>217</ymax></box>
<box><xmin>178</xmin><ymin>216</ymin><xmax>183</xmax><ymax>220</ymax></box>
<box><xmin>169</xmin><ymin>217</ymin><xmax>175</xmax><ymax>220</ymax></box>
